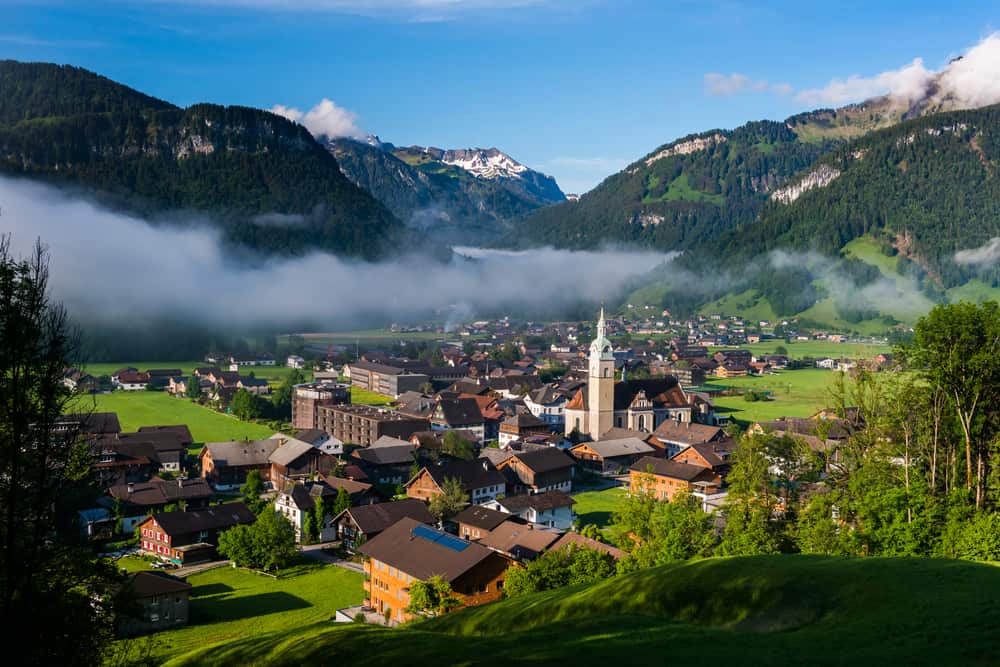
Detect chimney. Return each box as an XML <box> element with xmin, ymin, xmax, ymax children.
<box><xmin>127</xmin><ymin>482</ymin><xmax>134</xmax><ymax>495</ymax></box>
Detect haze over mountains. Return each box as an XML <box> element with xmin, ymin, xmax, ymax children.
<box><xmin>5</xmin><ymin>35</ymin><xmax>1000</xmax><ymax>333</ymax></box>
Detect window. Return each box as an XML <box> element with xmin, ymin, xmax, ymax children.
<box><xmin>638</xmin><ymin>415</ymin><xmax>646</xmax><ymax>431</ymax></box>
<box><xmin>496</xmin><ymin>580</ymin><xmax>504</xmax><ymax>591</ymax></box>
<box><xmin>149</xmin><ymin>613</ymin><xmax>159</xmax><ymax>622</ymax></box>
<box><xmin>477</xmin><ymin>583</ymin><xmax>488</xmax><ymax>593</ymax></box>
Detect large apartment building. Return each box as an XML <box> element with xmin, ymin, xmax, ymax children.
<box><xmin>291</xmin><ymin>382</ymin><xmax>351</xmax><ymax>430</ymax></box>
<box><xmin>316</xmin><ymin>404</ymin><xmax>429</xmax><ymax>447</ymax></box>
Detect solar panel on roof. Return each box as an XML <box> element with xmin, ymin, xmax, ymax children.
<box><xmin>411</xmin><ymin>524</ymin><xmax>470</xmax><ymax>552</ymax></box>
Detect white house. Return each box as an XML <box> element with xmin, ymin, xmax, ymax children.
<box><xmin>484</xmin><ymin>490</ymin><xmax>576</xmax><ymax>530</ymax></box>
<box><xmin>287</xmin><ymin>355</ymin><xmax>306</xmax><ymax>369</ymax></box>
<box><xmin>273</xmin><ymin>483</ymin><xmax>337</xmax><ymax>543</ymax></box>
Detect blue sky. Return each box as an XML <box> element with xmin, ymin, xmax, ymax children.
<box><xmin>3</xmin><ymin>1</ymin><xmax>999</xmax><ymax>194</ymax></box>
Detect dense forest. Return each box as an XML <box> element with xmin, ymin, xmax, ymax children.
<box><xmin>0</xmin><ymin>61</ymin><xmax>406</xmax><ymax>259</ymax></box>
<box><xmin>510</xmin><ymin>121</ymin><xmax>831</xmax><ymax>251</ymax></box>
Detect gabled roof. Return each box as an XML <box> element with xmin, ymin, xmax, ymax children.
<box><xmin>371</xmin><ymin>435</ymin><xmax>413</xmax><ymax>448</ymax></box>
<box><xmin>150</xmin><ymin>502</ymin><xmax>256</xmax><ymax>535</ymax></box>
<box><xmin>434</xmin><ymin>398</ymin><xmax>485</xmax><ymax>427</ymax></box>
<box><xmin>549</xmin><ymin>532</ymin><xmax>625</xmax><ymax>559</ymax></box>
<box><xmin>128</xmin><ymin>571</ymin><xmax>192</xmax><ymax>598</ymax></box>
<box><xmin>502</xmin><ymin>412</ymin><xmax>548</xmax><ymax>430</ymax></box>
<box><xmin>137</xmin><ymin>425</ymin><xmax>194</xmax><ymax>445</ymax></box>
<box><xmin>497</xmin><ymin>490</ymin><xmax>576</xmax><ymax>513</ymax></box>
<box><xmin>295</xmin><ymin>428</ymin><xmax>329</xmax><ymax>446</ymax></box>
<box><xmin>322</xmin><ymin>475</ymin><xmax>377</xmax><ymax>498</ymax></box>
<box><xmin>108</xmin><ymin>477</ymin><xmax>212</xmax><ymax>507</ymax></box>
<box><xmin>353</xmin><ymin>444</ymin><xmax>416</xmax><ymax>466</ymax></box>
<box><xmin>630</xmin><ymin>456</ymin><xmax>716</xmax><ymax>482</ymax></box>
<box><xmin>572</xmin><ymin>437</ymin><xmax>655</xmax><ymax>459</ymax></box>
<box><xmin>479</xmin><ymin>448</ymin><xmax>516</xmax><ymax>467</ymax></box>
<box><xmin>652</xmin><ymin>421</ymin><xmax>725</xmax><ymax>446</ymax></box>
<box><xmin>268</xmin><ymin>437</ymin><xmax>317</xmax><ymax>466</ymax></box>
<box><xmin>502</xmin><ymin>448</ymin><xmax>575</xmax><ymax>474</ymax></box>
<box><xmin>453</xmin><ymin>505</ymin><xmax>511</xmax><ymax>531</ymax></box>
<box><xmin>675</xmin><ymin>442</ymin><xmax>731</xmax><ymax>468</ymax></box>
<box><xmin>478</xmin><ymin>521</ymin><xmax>562</xmax><ymax>560</ymax></box>
<box><xmin>202</xmin><ymin>439</ymin><xmax>279</xmax><ymax>467</ymax></box>
<box><xmin>419</xmin><ymin>458</ymin><xmax>506</xmax><ymax>492</ymax></box>
<box><xmin>59</xmin><ymin>412</ymin><xmax>121</xmax><ymax>435</ymax></box>
<box><xmin>339</xmin><ymin>499</ymin><xmax>434</xmax><ymax>535</ymax></box>
<box><xmin>358</xmin><ymin>517</ymin><xmax>502</xmax><ymax>582</ymax></box>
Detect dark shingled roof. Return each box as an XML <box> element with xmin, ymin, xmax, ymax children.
<box><xmin>353</xmin><ymin>444</ymin><xmax>417</xmax><ymax>466</ymax></box>
<box><xmin>453</xmin><ymin>505</ymin><xmax>511</xmax><ymax>531</ymax></box>
<box><xmin>629</xmin><ymin>456</ymin><xmax>715</xmax><ymax>482</ymax></box>
<box><xmin>339</xmin><ymin>498</ymin><xmax>434</xmax><ymax>535</ymax></box>
<box><xmin>504</xmin><ymin>448</ymin><xmax>575</xmax><ymax>474</ymax></box>
<box><xmin>434</xmin><ymin>398</ymin><xmax>485</xmax><ymax>427</ymax></box>
<box><xmin>295</xmin><ymin>428</ymin><xmax>329</xmax><ymax>445</ymax></box>
<box><xmin>60</xmin><ymin>412</ymin><xmax>121</xmax><ymax>435</ymax></box>
<box><xmin>128</xmin><ymin>571</ymin><xmax>192</xmax><ymax>598</ymax></box>
<box><xmin>151</xmin><ymin>502</ymin><xmax>256</xmax><ymax>535</ymax></box>
<box><xmin>652</xmin><ymin>421</ymin><xmax>725</xmax><ymax>446</ymax></box>
<box><xmin>108</xmin><ymin>477</ymin><xmax>212</xmax><ymax>507</ymax></box>
<box><xmin>137</xmin><ymin>425</ymin><xmax>194</xmax><ymax>445</ymax></box>
<box><xmin>421</xmin><ymin>458</ymin><xmax>506</xmax><ymax>492</ymax></box>
<box><xmin>496</xmin><ymin>490</ymin><xmax>576</xmax><ymax>513</ymax></box>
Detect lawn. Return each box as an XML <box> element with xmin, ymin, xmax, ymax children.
<box><xmin>350</xmin><ymin>387</ymin><xmax>395</xmax><ymax>406</ymax></box>
<box><xmin>69</xmin><ymin>392</ymin><xmax>273</xmax><ymax>443</ymax></box>
<box><xmin>82</xmin><ymin>361</ymin><xmax>310</xmax><ymax>385</ymax></box>
<box><xmin>571</xmin><ymin>487</ymin><xmax>627</xmax><ymax>531</ymax></box>
<box><xmin>736</xmin><ymin>339</ymin><xmax>891</xmax><ymax>359</ymax></box>
<box><xmin>146</xmin><ymin>563</ymin><xmax>364</xmax><ymax>664</ymax></box>
<box><xmin>166</xmin><ymin>556</ymin><xmax>1000</xmax><ymax>666</ymax></box>
<box><xmin>707</xmin><ymin>368</ymin><xmax>839</xmax><ymax>423</ymax></box>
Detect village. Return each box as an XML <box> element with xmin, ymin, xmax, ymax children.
<box><xmin>64</xmin><ymin>306</ymin><xmax>895</xmax><ymax>645</ymax></box>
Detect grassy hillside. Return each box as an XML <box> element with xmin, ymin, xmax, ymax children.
<box><xmin>163</xmin><ymin>556</ymin><xmax>1000</xmax><ymax>666</ymax></box>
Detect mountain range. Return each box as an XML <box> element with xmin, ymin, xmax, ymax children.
<box><xmin>328</xmin><ymin>137</ymin><xmax>564</xmax><ymax>244</ymax></box>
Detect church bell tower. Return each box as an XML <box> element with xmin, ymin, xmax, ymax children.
<box><xmin>588</xmin><ymin>307</ymin><xmax>615</xmax><ymax>440</ymax></box>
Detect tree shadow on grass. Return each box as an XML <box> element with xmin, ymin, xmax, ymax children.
<box><xmin>191</xmin><ymin>592</ymin><xmax>311</xmax><ymax>623</ymax></box>
<box><xmin>575</xmin><ymin>510</ymin><xmax>612</xmax><ymax>527</ymax></box>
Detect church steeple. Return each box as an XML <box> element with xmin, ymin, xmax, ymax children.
<box><xmin>587</xmin><ymin>306</ymin><xmax>615</xmax><ymax>440</ymax></box>
<box><xmin>589</xmin><ymin>306</ymin><xmax>614</xmax><ymax>361</ymax></box>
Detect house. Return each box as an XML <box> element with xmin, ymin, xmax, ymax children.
<box><xmin>672</xmin><ymin>441</ymin><xmax>733</xmax><ymax>477</ymax></box>
<box><xmin>138</xmin><ymin>502</ymin><xmax>256</xmax><ymax>565</ymax></box>
<box><xmin>59</xmin><ymin>412</ymin><xmax>121</xmax><ymax>436</ymax></box>
<box><xmin>714</xmin><ymin>362</ymin><xmax>749</xmax><ymax>378</ymax></box>
<box><xmin>651</xmin><ymin>421</ymin><xmax>729</xmax><ymax>458</ymax></box>
<box><xmin>495</xmin><ymin>448</ymin><xmax>575</xmax><ymax>495</ymax></box>
<box><xmin>199</xmin><ymin>439</ymin><xmax>280</xmax><ymax>490</ymax></box>
<box><xmin>115</xmin><ymin>371</ymin><xmax>150</xmax><ymax>391</ymax></box>
<box><xmin>360</xmin><ymin>517</ymin><xmax>513</xmax><ymax>624</ymax></box>
<box><xmin>430</xmin><ymin>398</ymin><xmax>487</xmax><ymax>443</ymax></box>
<box><xmin>406</xmin><ymin>459</ymin><xmax>506</xmax><ymax>505</ymax></box>
<box><xmin>484</xmin><ymin>491</ymin><xmax>576</xmax><ymax>530</ymax></box>
<box><xmin>274</xmin><ymin>483</ymin><xmax>338</xmax><ymax>543</ymax></box>
<box><xmin>107</xmin><ymin>477</ymin><xmax>213</xmax><ymax>534</ymax></box>
<box><xmin>63</xmin><ymin>368</ymin><xmax>99</xmax><ymax>393</ymax></box>
<box><xmin>322</xmin><ymin>475</ymin><xmax>385</xmax><ymax>506</ymax></box>
<box><xmin>548</xmin><ymin>532</ymin><xmax>625</xmax><ymax>560</ymax></box>
<box><xmin>333</xmin><ymin>499</ymin><xmax>435</xmax><ymax>552</ymax></box>
<box><xmin>268</xmin><ymin>435</ymin><xmax>338</xmax><ymax>486</ymax></box>
<box><xmin>287</xmin><ymin>355</ymin><xmax>306</xmax><ymax>369</ymax></box>
<box><xmin>237</xmin><ymin>376</ymin><xmax>271</xmax><ymax>396</ymax></box>
<box><xmin>629</xmin><ymin>456</ymin><xmax>722</xmax><ymax>503</ymax></box>
<box><xmin>569</xmin><ymin>437</ymin><xmax>657</xmax><ymax>475</ymax></box>
<box><xmin>478</xmin><ymin>520</ymin><xmax>563</xmax><ymax>562</ymax></box>
<box><xmin>90</xmin><ymin>438</ymin><xmax>163</xmax><ymax>488</ymax></box>
<box><xmin>351</xmin><ymin>443</ymin><xmax>418</xmax><ymax>487</ymax></box>
<box><xmin>815</xmin><ymin>357</ymin><xmax>836</xmax><ymax>370</ymax></box>
<box><xmin>454</xmin><ymin>505</ymin><xmax>512</xmax><ymax>541</ymax></box>
<box><xmin>498</xmin><ymin>412</ymin><xmax>550</xmax><ymax>446</ymax></box>
<box><xmin>121</xmin><ymin>571</ymin><xmax>192</xmax><ymax>636</ymax></box>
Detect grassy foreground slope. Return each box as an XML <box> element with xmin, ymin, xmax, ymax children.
<box><xmin>165</xmin><ymin>556</ymin><xmax>1000</xmax><ymax>666</ymax></box>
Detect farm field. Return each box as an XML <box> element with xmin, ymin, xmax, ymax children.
<box><xmin>82</xmin><ymin>361</ymin><xmax>310</xmax><ymax>384</ymax></box>
<box><xmin>146</xmin><ymin>563</ymin><xmax>364</xmax><ymax>664</ymax></box>
<box><xmin>706</xmin><ymin>369</ymin><xmax>839</xmax><ymax>423</ymax></box>
<box><xmin>70</xmin><ymin>392</ymin><xmax>273</xmax><ymax>443</ymax></box>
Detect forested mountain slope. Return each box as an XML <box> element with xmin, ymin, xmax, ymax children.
<box><xmin>0</xmin><ymin>61</ymin><xmax>404</xmax><ymax>259</ymax></box>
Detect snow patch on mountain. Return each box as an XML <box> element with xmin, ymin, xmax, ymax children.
<box><xmin>432</xmin><ymin>147</ymin><xmax>530</xmax><ymax>180</ymax></box>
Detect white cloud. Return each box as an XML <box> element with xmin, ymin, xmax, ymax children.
<box><xmin>792</xmin><ymin>32</ymin><xmax>1000</xmax><ymax>109</ymax></box>
<box><xmin>795</xmin><ymin>57</ymin><xmax>934</xmax><ymax>107</ymax></box>
<box><xmin>0</xmin><ymin>176</ymin><xmax>669</xmax><ymax>327</ymax></box>
<box><xmin>938</xmin><ymin>33</ymin><xmax>1000</xmax><ymax>109</ymax></box>
<box><xmin>271</xmin><ymin>98</ymin><xmax>364</xmax><ymax>140</ymax></box>
<box><xmin>955</xmin><ymin>237</ymin><xmax>1000</xmax><ymax>266</ymax></box>
<box><xmin>704</xmin><ymin>72</ymin><xmax>792</xmax><ymax>97</ymax></box>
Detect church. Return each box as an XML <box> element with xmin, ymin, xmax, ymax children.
<box><xmin>563</xmin><ymin>308</ymin><xmax>706</xmax><ymax>440</ymax></box>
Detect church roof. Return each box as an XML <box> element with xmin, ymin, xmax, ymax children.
<box><xmin>564</xmin><ymin>377</ymin><xmax>690</xmax><ymax>412</ymax></box>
